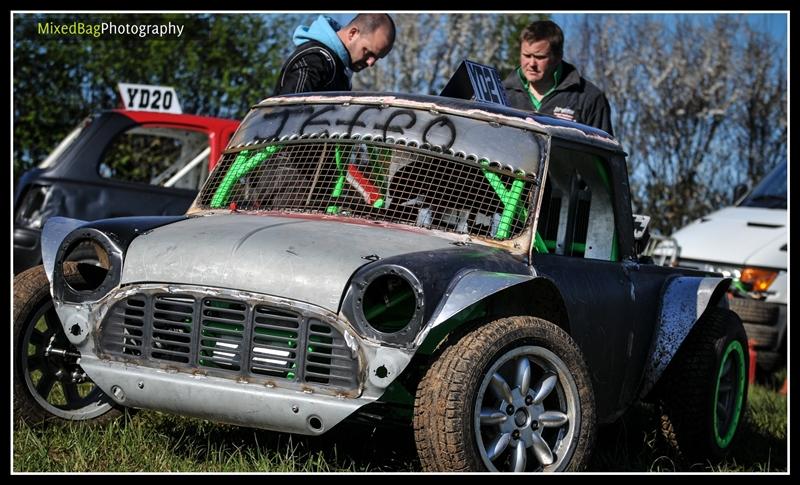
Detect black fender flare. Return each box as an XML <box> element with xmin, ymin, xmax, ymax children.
<box><xmin>638</xmin><ymin>275</ymin><xmax>732</xmax><ymax>399</ymax></box>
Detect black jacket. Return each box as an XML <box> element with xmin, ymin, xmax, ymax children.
<box><xmin>273</xmin><ymin>40</ymin><xmax>351</xmax><ymax>95</ymax></box>
<box><xmin>502</xmin><ymin>61</ymin><xmax>613</xmax><ymax>136</ymax></box>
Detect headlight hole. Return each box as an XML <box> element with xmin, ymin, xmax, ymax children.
<box><xmin>362</xmin><ymin>273</ymin><xmax>417</xmax><ymax>334</ymax></box>
<box><xmin>62</xmin><ymin>239</ymin><xmax>110</xmax><ymax>292</ymax></box>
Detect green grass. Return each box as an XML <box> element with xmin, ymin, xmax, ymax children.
<box><xmin>13</xmin><ymin>376</ymin><xmax>786</xmax><ymax>472</ymax></box>
<box><xmin>587</xmin><ymin>377</ymin><xmax>788</xmax><ymax>472</ymax></box>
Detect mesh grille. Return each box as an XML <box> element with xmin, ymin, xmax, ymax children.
<box><xmin>197</xmin><ymin>140</ymin><xmax>535</xmax><ymax>240</ymax></box>
<box><xmin>100</xmin><ymin>292</ymin><xmax>358</xmax><ymax>391</ymax></box>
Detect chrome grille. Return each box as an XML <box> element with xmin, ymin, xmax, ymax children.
<box><xmin>197</xmin><ymin>140</ymin><xmax>536</xmax><ymax>241</ymax></box>
<box><xmin>100</xmin><ymin>292</ymin><xmax>358</xmax><ymax>390</ymax></box>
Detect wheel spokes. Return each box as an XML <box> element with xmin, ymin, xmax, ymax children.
<box><xmin>35</xmin><ymin>373</ymin><xmax>56</xmax><ymax>399</ymax></box>
<box><xmin>539</xmin><ymin>410</ymin><xmax>569</xmax><ymax>428</ymax></box>
<box><xmin>532</xmin><ymin>372</ymin><xmax>558</xmax><ymax>405</ymax></box>
<box><xmin>486</xmin><ymin>432</ymin><xmax>511</xmax><ymax>461</ymax></box>
<box><xmin>511</xmin><ymin>440</ymin><xmax>527</xmax><ymax>472</ymax></box>
<box><xmin>721</xmin><ymin>358</ymin><xmax>733</xmax><ymax>378</ymax></box>
<box><xmin>490</xmin><ymin>373</ymin><xmax>514</xmax><ymax>404</ymax></box>
<box><xmin>530</xmin><ymin>430</ymin><xmax>554</xmax><ymax>466</ymax></box>
<box><xmin>480</xmin><ymin>408</ymin><xmax>508</xmax><ymax>425</ymax></box>
<box><xmin>43</xmin><ymin>308</ymin><xmax>62</xmax><ymax>333</ymax></box>
<box><xmin>717</xmin><ymin>400</ymin><xmax>730</xmax><ymax>422</ymax></box>
<box><xmin>718</xmin><ymin>381</ymin><xmax>734</xmax><ymax>393</ymax></box>
<box><xmin>26</xmin><ymin>355</ymin><xmax>45</xmax><ymax>371</ymax></box>
<box><xmin>28</xmin><ymin>329</ymin><xmax>47</xmax><ymax>347</ymax></box>
<box><xmin>62</xmin><ymin>380</ymin><xmax>82</xmax><ymax>406</ymax></box>
<box><xmin>515</xmin><ymin>357</ymin><xmax>532</xmax><ymax>396</ymax></box>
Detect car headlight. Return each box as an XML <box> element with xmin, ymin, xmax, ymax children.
<box><xmin>739</xmin><ymin>267</ymin><xmax>779</xmax><ymax>293</ymax></box>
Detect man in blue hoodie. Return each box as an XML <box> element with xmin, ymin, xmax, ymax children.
<box><xmin>273</xmin><ymin>14</ymin><xmax>396</xmax><ymax>95</ymax></box>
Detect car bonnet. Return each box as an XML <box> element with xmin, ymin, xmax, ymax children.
<box><xmin>120</xmin><ymin>213</ymin><xmax>455</xmax><ymax>312</ymax></box>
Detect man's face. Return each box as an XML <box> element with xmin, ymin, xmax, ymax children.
<box><xmin>344</xmin><ymin>25</ymin><xmax>393</xmax><ymax>72</ymax></box>
<box><xmin>519</xmin><ymin>39</ymin><xmax>560</xmax><ymax>85</ymax></box>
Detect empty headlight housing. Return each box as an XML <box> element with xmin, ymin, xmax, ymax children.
<box><xmin>348</xmin><ymin>264</ymin><xmax>425</xmax><ymax>345</ymax></box>
<box><xmin>54</xmin><ymin>228</ymin><xmax>123</xmax><ymax>303</ymax></box>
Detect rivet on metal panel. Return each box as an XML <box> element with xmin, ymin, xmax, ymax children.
<box><xmin>291</xmin><ymin>405</ymin><xmax>299</xmax><ymax>414</ymax></box>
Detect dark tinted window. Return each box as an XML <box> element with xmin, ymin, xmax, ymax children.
<box><xmin>739</xmin><ymin>161</ymin><xmax>787</xmax><ymax>209</ymax></box>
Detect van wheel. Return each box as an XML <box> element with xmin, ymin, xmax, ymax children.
<box><xmin>14</xmin><ymin>264</ymin><xmax>124</xmax><ymax>425</ymax></box>
<box><xmin>413</xmin><ymin>316</ymin><xmax>595</xmax><ymax>472</ymax></box>
<box><xmin>658</xmin><ymin>308</ymin><xmax>748</xmax><ymax>460</ymax></box>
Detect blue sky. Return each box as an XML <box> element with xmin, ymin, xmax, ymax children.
<box><xmin>326</xmin><ymin>12</ymin><xmax>787</xmax><ymax>59</ymax></box>
<box><xmin>552</xmin><ymin>12</ymin><xmax>787</xmax><ymax>56</ymax></box>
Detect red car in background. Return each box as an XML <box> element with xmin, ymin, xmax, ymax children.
<box><xmin>14</xmin><ymin>107</ymin><xmax>240</xmax><ymax>274</ymax></box>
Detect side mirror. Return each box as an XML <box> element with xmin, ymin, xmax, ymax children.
<box><xmin>632</xmin><ymin>214</ymin><xmax>651</xmax><ymax>257</ymax></box>
<box><xmin>732</xmin><ymin>183</ymin><xmax>748</xmax><ymax>203</ymax></box>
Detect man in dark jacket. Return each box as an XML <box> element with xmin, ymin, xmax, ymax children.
<box><xmin>502</xmin><ymin>20</ymin><xmax>614</xmax><ymax>136</ymax></box>
<box><xmin>273</xmin><ymin>14</ymin><xmax>395</xmax><ymax>95</ymax></box>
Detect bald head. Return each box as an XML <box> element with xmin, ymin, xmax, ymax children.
<box><xmin>338</xmin><ymin>14</ymin><xmax>396</xmax><ymax>72</ymax></box>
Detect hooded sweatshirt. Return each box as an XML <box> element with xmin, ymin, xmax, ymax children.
<box><xmin>273</xmin><ymin>16</ymin><xmax>353</xmax><ymax>95</ymax></box>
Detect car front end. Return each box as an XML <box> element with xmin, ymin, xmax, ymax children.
<box><xmin>39</xmin><ymin>93</ymin><xmax>546</xmax><ymax>434</ymax></box>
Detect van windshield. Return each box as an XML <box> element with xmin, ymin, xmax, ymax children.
<box><xmin>739</xmin><ymin>161</ymin><xmax>787</xmax><ymax>210</ymax></box>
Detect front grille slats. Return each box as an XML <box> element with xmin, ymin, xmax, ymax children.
<box><xmin>202</xmin><ymin>335</ymin><xmax>243</xmax><ymax>346</ymax></box>
<box><xmin>100</xmin><ymin>291</ymin><xmax>358</xmax><ymax>391</ymax></box>
<box><xmin>153</xmin><ymin>309</ymin><xmax>193</xmax><ymax>319</ymax></box>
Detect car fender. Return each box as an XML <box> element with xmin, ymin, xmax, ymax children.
<box><xmin>41</xmin><ymin>215</ymin><xmax>188</xmax><ymax>300</ymax></box>
<box><xmin>639</xmin><ymin>275</ymin><xmax>731</xmax><ymax>398</ymax></box>
<box><xmin>414</xmin><ymin>269</ymin><xmax>535</xmax><ymax>349</ymax></box>
<box><xmin>41</xmin><ymin>216</ymin><xmax>87</xmax><ymax>284</ymax></box>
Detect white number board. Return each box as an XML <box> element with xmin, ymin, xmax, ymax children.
<box><xmin>118</xmin><ymin>83</ymin><xmax>182</xmax><ymax>114</ymax></box>
<box><xmin>464</xmin><ymin>61</ymin><xmax>508</xmax><ymax>106</ymax></box>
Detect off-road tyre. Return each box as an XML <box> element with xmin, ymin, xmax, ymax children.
<box><xmin>728</xmin><ymin>297</ymin><xmax>778</xmax><ymax>324</ymax></box>
<box><xmin>413</xmin><ymin>316</ymin><xmax>595</xmax><ymax>472</ymax></box>
<box><xmin>658</xmin><ymin>307</ymin><xmax>748</xmax><ymax>461</ymax></box>
<box><xmin>14</xmin><ymin>264</ymin><xmax>124</xmax><ymax>426</ymax></box>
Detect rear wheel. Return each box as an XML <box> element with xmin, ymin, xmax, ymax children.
<box><xmin>658</xmin><ymin>307</ymin><xmax>748</xmax><ymax>460</ymax></box>
<box><xmin>13</xmin><ymin>264</ymin><xmax>123</xmax><ymax>425</ymax></box>
<box><xmin>413</xmin><ymin>316</ymin><xmax>595</xmax><ymax>472</ymax></box>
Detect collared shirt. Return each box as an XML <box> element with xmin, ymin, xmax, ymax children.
<box><xmin>502</xmin><ymin>60</ymin><xmax>614</xmax><ymax>136</ymax></box>
<box><xmin>517</xmin><ymin>64</ymin><xmax>563</xmax><ymax>110</ymax></box>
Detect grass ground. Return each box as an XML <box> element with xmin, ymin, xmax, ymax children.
<box><xmin>13</xmin><ymin>371</ymin><xmax>786</xmax><ymax>473</ymax></box>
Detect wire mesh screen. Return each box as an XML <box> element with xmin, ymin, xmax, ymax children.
<box><xmin>197</xmin><ymin>141</ymin><xmax>536</xmax><ymax>240</ymax></box>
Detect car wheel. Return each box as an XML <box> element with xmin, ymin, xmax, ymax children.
<box><xmin>413</xmin><ymin>316</ymin><xmax>595</xmax><ymax>472</ymax></box>
<box><xmin>658</xmin><ymin>307</ymin><xmax>749</xmax><ymax>460</ymax></box>
<box><xmin>13</xmin><ymin>264</ymin><xmax>124</xmax><ymax>425</ymax></box>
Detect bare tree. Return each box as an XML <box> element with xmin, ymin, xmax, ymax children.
<box><xmin>568</xmin><ymin>14</ymin><xmax>787</xmax><ymax>235</ymax></box>
<box><xmin>352</xmin><ymin>13</ymin><xmax>543</xmax><ymax>94</ymax></box>
<box><xmin>732</xmin><ymin>27</ymin><xmax>787</xmax><ymax>186</ymax></box>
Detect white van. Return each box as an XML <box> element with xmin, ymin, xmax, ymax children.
<box><xmin>655</xmin><ymin>161</ymin><xmax>787</xmax><ymax>372</ymax></box>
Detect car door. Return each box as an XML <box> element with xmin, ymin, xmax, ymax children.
<box><xmin>530</xmin><ymin>142</ymin><xmax>648</xmax><ymax>422</ymax></box>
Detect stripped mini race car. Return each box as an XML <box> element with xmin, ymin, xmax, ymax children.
<box><xmin>13</xmin><ymin>92</ymin><xmax>749</xmax><ymax>472</ymax></box>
